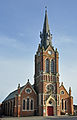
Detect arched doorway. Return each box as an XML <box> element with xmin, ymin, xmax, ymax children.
<box><xmin>46</xmin><ymin>96</ymin><xmax>56</xmax><ymax>116</ymax></box>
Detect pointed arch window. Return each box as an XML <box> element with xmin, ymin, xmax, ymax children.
<box><xmin>31</xmin><ymin>99</ymin><xmax>33</xmax><ymax>110</ymax></box>
<box><xmin>27</xmin><ymin>98</ymin><xmax>29</xmax><ymax>110</ymax></box>
<box><xmin>23</xmin><ymin>99</ymin><xmax>25</xmax><ymax>110</ymax></box>
<box><xmin>62</xmin><ymin>99</ymin><xmax>63</xmax><ymax>110</ymax></box>
<box><xmin>46</xmin><ymin>58</ymin><xmax>49</xmax><ymax>73</ymax></box>
<box><xmin>51</xmin><ymin>59</ymin><xmax>54</xmax><ymax>73</ymax></box>
<box><xmin>65</xmin><ymin>101</ymin><xmax>67</xmax><ymax>110</ymax></box>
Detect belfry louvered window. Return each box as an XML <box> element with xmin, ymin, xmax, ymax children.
<box><xmin>46</xmin><ymin>58</ymin><xmax>49</xmax><ymax>73</ymax></box>
<box><xmin>51</xmin><ymin>59</ymin><xmax>54</xmax><ymax>73</ymax></box>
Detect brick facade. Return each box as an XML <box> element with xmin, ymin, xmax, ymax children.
<box><xmin>2</xmin><ymin>81</ymin><xmax>37</xmax><ymax>117</ymax></box>
<box><xmin>1</xmin><ymin>9</ymin><xmax>74</xmax><ymax>117</ymax></box>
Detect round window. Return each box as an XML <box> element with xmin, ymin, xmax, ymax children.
<box><xmin>61</xmin><ymin>91</ymin><xmax>64</xmax><ymax>94</ymax></box>
<box><xmin>25</xmin><ymin>88</ymin><xmax>32</xmax><ymax>94</ymax></box>
<box><xmin>47</xmin><ymin>84</ymin><xmax>54</xmax><ymax>92</ymax></box>
<box><xmin>49</xmin><ymin>100</ymin><xmax>52</xmax><ymax>104</ymax></box>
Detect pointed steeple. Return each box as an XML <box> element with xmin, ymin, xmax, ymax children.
<box><xmin>40</xmin><ymin>8</ymin><xmax>52</xmax><ymax>49</ymax></box>
<box><xmin>43</xmin><ymin>8</ymin><xmax>50</xmax><ymax>34</ymax></box>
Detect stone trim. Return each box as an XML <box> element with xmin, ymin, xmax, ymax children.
<box><xmin>22</xmin><ymin>97</ymin><xmax>34</xmax><ymax>111</ymax></box>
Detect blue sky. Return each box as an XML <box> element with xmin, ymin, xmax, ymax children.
<box><xmin>0</xmin><ymin>0</ymin><xmax>77</xmax><ymax>104</ymax></box>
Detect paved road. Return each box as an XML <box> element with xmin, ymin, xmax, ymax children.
<box><xmin>0</xmin><ymin>116</ymin><xmax>77</xmax><ymax>120</ymax></box>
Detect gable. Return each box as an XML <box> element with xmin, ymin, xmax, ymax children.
<box><xmin>45</xmin><ymin>45</ymin><xmax>54</xmax><ymax>53</ymax></box>
<box><xmin>20</xmin><ymin>82</ymin><xmax>36</xmax><ymax>96</ymax></box>
<box><xmin>59</xmin><ymin>85</ymin><xmax>69</xmax><ymax>99</ymax></box>
<box><xmin>3</xmin><ymin>82</ymin><xmax>36</xmax><ymax>102</ymax></box>
<box><xmin>43</xmin><ymin>45</ymin><xmax>55</xmax><ymax>59</ymax></box>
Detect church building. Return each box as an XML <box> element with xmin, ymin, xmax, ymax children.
<box><xmin>2</xmin><ymin>9</ymin><xmax>74</xmax><ymax>117</ymax></box>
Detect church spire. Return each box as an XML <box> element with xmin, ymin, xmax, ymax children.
<box><xmin>43</xmin><ymin>7</ymin><xmax>50</xmax><ymax>34</ymax></box>
<box><xmin>40</xmin><ymin>8</ymin><xmax>52</xmax><ymax>49</ymax></box>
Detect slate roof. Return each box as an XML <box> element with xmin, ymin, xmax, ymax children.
<box><xmin>3</xmin><ymin>85</ymin><xmax>25</xmax><ymax>102</ymax></box>
<box><xmin>3</xmin><ymin>84</ymin><xmax>34</xmax><ymax>102</ymax></box>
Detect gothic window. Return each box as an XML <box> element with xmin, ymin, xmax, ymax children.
<box><xmin>31</xmin><ymin>99</ymin><xmax>33</xmax><ymax>110</ymax></box>
<box><xmin>23</xmin><ymin>99</ymin><xmax>25</xmax><ymax>110</ymax></box>
<box><xmin>27</xmin><ymin>98</ymin><xmax>29</xmax><ymax>110</ymax></box>
<box><xmin>51</xmin><ymin>59</ymin><xmax>54</xmax><ymax>73</ymax></box>
<box><xmin>46</xmin><ymin>58</ymin><xmax>49</xmax><ymax>73</ymax></box>
<box><xmin>65</xmin><ymin>101</ymin><xmax>67</xmax><ymax>110</ymax></box>
<box><xmin>62</xmin><ymin>99</ymin><xmax>63</xmax><ymax>110</ymax></box>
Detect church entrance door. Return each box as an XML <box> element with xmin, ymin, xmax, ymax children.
<box><xmin>47</xmin><ymin>106</ymin><xmax>54</xmax><ymax>116</ymax></box>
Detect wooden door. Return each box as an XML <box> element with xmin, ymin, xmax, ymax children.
<box><xmin>47</xmin><ymin>106</ymin><xmax>54</xmax><ymax>116</ymax></box>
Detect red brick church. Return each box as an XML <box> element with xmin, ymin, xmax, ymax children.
<box><xmin>2</xmin><ymin>9</ymin><xmax>74</xmax><ymax>117</ymax></box>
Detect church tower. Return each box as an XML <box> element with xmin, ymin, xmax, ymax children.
<box><xmin>34</xmin><ymin>9</ymin><xmax>60</xmax><ymax>116</ymax></box>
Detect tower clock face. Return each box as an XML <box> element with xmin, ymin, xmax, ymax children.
<box><xmin>48</xmin><ymin>50</ymin><xmax>52</xmax><ymax>55</ymax></box>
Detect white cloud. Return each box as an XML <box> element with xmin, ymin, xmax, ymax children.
<box><xmin>0</xmin><ymin>36</ymin><xmax>16</xmax><ymax>47</ymax></box>
<box><xmin>53</xmin><ymin>34</ymin><xmax>77</xmax><ymax>46</ymax></box>
<box><xmin>0</xmin><ymin>35</ymin><xmax>29</xmax><ymax>52</ymax></box>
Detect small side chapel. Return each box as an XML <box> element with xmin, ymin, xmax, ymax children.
<box><xmin>2</xmin><ymin>9</ymin><xmax>74</xmax><ymax>117</ymax></box>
